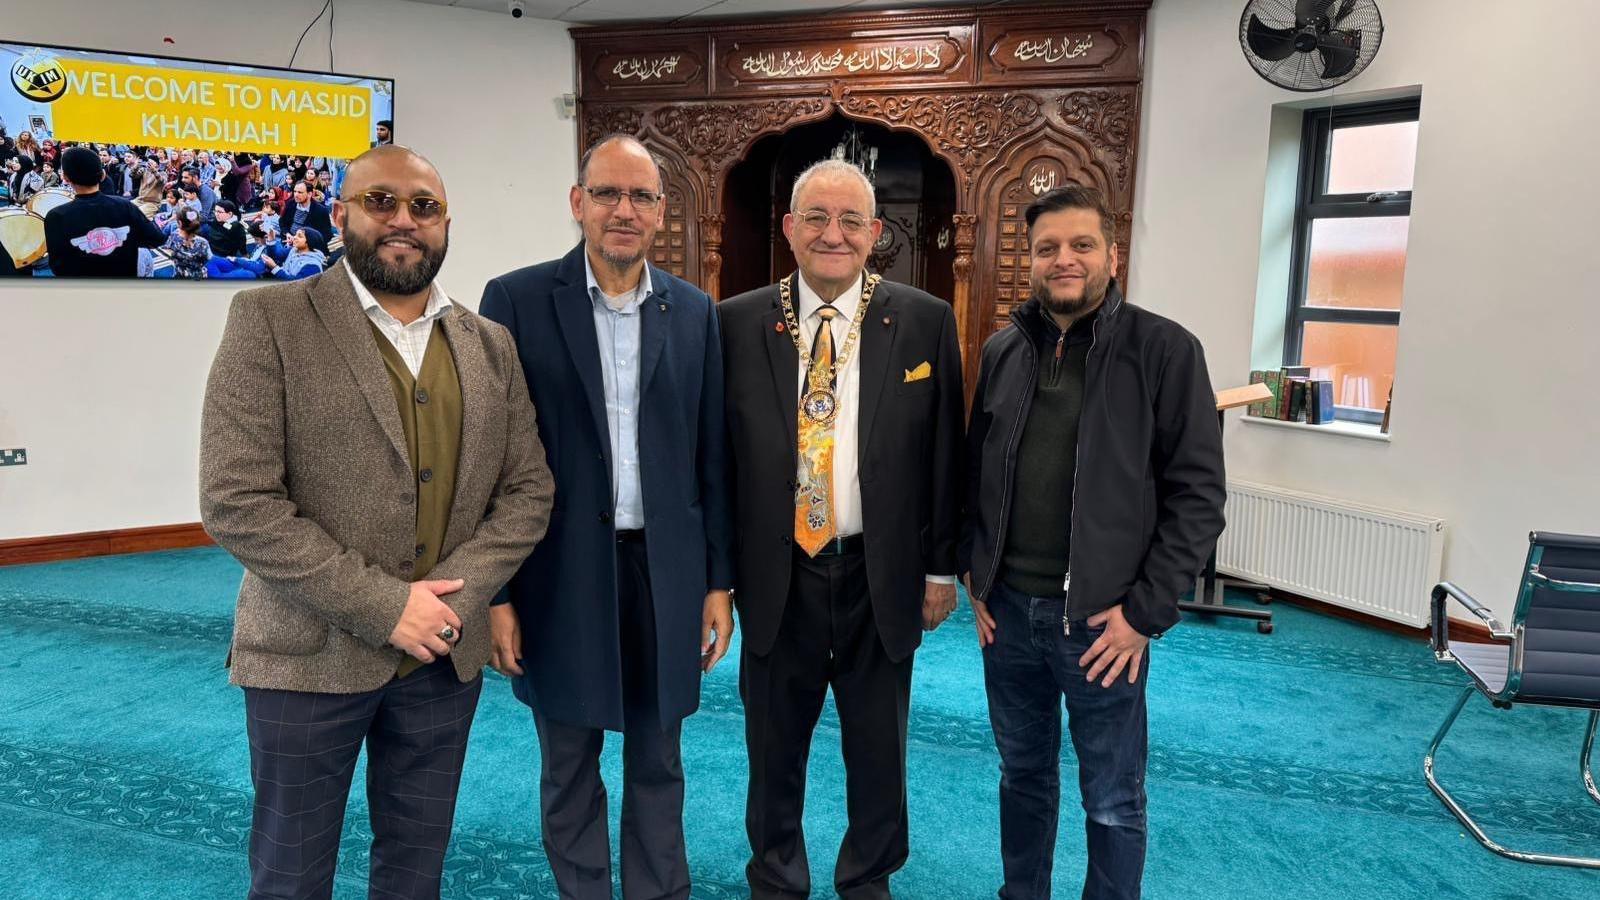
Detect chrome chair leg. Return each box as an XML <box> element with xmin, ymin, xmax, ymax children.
<box><xmin>1425</xmin><ymin>686</ymin><xmax>1600</xmax><ymax>869</ymax></box>
<box><xmin>1583</xmin><ymin>710</ymin><xmax>1600</xmax><ymax>807</ymax></box>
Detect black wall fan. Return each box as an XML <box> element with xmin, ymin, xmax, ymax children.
<box><xmin>1240</xmin><ymin>0</ymin><xmax>1384</xmax><ymax>91</ymax></box>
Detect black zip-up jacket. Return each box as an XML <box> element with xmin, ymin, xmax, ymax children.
<box><xmin>959</xmin><ymin>281</ymin><xmax>1226</xmax><ymax>637</ymax></box>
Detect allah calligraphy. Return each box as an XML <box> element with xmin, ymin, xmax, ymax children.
<box><xmin>737</xmin><ymin>43</ymin><xmax>948</xmax><ymax>80</ymax></box>
<box><xmin>1011</xmin><ymin>34</ymin><xmax>1095</xmax><ymax>64</ymax></box>
<box><xmin>612</xmin><ymin>55</ymin><xmax>683</xmax><ymax>82</ymax></box>
<box><xmin>1025</xmin><ymin>159</ymin><xmax>1067</xmax><ymax>197</ymax></box>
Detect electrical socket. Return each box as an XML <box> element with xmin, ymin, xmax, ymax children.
<box><xmin>0</xmin><ymin>448</ymin><xmax>27</xmax><ymax>466</ymax></box>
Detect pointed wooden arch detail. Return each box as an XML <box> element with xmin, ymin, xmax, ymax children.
<box><xmin>571</xmin><ymin>0</ymin><xmax>1150</xmax><ymax>389</ymax></box>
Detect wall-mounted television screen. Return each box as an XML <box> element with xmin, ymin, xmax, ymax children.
<box><xmin>0</xmin><ymin>41</ymin><xmax>393</xmax><ymax>281</ymax></box>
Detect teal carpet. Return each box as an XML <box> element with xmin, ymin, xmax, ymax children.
<box><xmin>2</xmin><ymin>547</ymin><xmax>1598</xmax><ymax>899</ymax></box>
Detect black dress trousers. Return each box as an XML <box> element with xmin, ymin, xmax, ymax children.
<box><xmin>741</xmin><ymin>544</ymin><xmax>913</xmax><ymax>900</ymax></box>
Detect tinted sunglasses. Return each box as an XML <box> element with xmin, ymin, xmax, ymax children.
<box><xmin>343</xmin><ymin>189</ymin><xmax>447</xmax><ymax>224</ymax></box>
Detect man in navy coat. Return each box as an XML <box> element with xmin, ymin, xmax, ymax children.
<box><xmin>479</xmin><ymin>134</ymin><xmax>734</xmax><ymax>900</ymax></box>
<box><xmin>276</xmin><ymin>179</ymin><xmax>334</xmax><ymax>247</ymax></box>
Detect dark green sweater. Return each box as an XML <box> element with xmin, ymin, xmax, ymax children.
<box><xmin>1000</xmin><ymin>314</ymin><xmax>1092</xmax><ymax>598</ymax></box>
<box><xmin>370</xmin><ymin>321</ymin><xmax>462</xmax><ymax>677</ymax></box>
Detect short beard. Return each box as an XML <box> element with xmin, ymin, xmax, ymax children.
<box><xmin>598</xmin><ymin>243</ymin><xmax>645</xmax><ymax>271</ymax></box>
<box><xmin>1032</xmin><ymin>268</ymin><xmax>1111</xmax><ymax>322</ymax></box>
<box><xmin>345</xmin><ymin>229</ymin><xmax>447</xmax><ymax>296</ymax></box>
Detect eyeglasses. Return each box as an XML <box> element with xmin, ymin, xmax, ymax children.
<box><xmin>342</xmin><ymin>189</ymin><xmax>448</xmax><ymax>225</ymax></box>
<box><xmin>795</xmin><ymin>210</ymin><xmax>872</xmax><ymax>236</ymax></box>
<box><xmin>581</xmin><ymin>185</ymin><xmax>663</xmax><ymax>211</ymax></box>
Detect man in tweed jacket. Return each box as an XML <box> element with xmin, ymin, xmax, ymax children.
<box><xmin>199</xmin><ymin>146</ymin><xmax>554</xmax><ymax>899</ymax></box>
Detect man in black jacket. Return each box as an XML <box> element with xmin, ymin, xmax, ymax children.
<box><xmin>277</xmin><ymin>179</ymin><xmax>333</xmax><ymax>242</ymax></box>
<box><xmin>44</xmin><ymin>146</ymin><xmax>166</xmax><ymax>278</ymax></box>
<box><xmin>961</xmin><ymin>185</ymin><xmax>1225</xmax><ymax>900</ymax></box>
<box><xmin>98</xmin><ymin>147</ymin><xmax>124</xmax><ymax>197</ymax></box>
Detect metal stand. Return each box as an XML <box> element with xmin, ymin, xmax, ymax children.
<box><xmin>1583</xmin><ymin>710</ymin><xmax>1600</xmax><ymax>807</ymax></box>
<box><xmin>1179</xmin><ymin>548</ymin><xmax>1275</xmax><ymax>633</ymax></box>
<box><xmin>1425</xmin><ymin>688</ymin><xmax>1600</xmax><ymax>868</ymax></box>
<box><xmin>1177</xmin><ymin>408</ymin><xmax>1275</xmax><ymax>634</ymax></box>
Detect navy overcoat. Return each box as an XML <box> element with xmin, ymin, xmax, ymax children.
<box><xmin>480</xmin><ymin>243</ymin><xmax>733</xmax><ymax>730</ymax></box>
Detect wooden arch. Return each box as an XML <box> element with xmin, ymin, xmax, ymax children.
<box><xmin>571</xmin><ymin>0</ymin><xmax>1151</xmax><ymax>386</ymax></box>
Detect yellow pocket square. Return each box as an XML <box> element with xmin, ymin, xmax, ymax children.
<box><xmin>903</xmin><ymin>361</ymin><xmax>932</xmax><ymax>383</ymax></box>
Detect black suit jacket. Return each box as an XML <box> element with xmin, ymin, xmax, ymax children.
<box><xmin>720</xmin><ymin>276</ymin><xmax>963</xmax><ymax>662</ymax></box>
<box><xmin>99</xmin><ymin>163</ymin><xmax>122</xmax><ymax>197</ymax></box>
<box><xmin>277</xmin><ymin>202</ymin><xmax>333</xmax><ymax>243</ymax></box>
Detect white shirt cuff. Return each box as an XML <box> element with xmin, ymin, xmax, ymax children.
<box><xmin>924</xmin><ymin>574</ymin><xmax>956</xmax><ymax>585</ymax></box>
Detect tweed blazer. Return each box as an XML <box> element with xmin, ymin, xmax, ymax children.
<box><xmin>200</xmin><ymin>263</ymin><xmax>554</xmax><ymax>693</ymax></box>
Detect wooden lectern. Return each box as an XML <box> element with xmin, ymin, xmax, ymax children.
<box><xmin>1177</xmin><ymin>383</ymin><xmax>1275</xmax><ymax>634</ymax></box>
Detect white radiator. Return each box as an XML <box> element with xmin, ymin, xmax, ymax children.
<box><xmin>1215</xmin><ymin>480</ymin><xmax>1446</xmax><ymax>627</ymax></box>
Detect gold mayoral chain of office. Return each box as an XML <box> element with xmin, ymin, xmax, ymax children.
<box><xmin>780</xmin><ymin>271</ymin><xmax>882</xmax><ymax>425</ymax></box>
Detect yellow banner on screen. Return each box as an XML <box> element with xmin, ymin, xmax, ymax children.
<box><xmin>46</xmin><ymin>59</ymin><xmax>373</xmax><ymax>159</ymax></box>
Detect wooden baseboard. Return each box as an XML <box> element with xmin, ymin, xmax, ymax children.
<box><xmin>0</xmin><ymin>523</ymin><xmax>215</xmax><ymax>566</ymax></box>
<box><xmin>1445</xmin><ymin>616</ymin><xmax>1494</xmax><ymax>643</ymax></box>
<box><xmin>1253</xmin><ymin>585</ymin><xmax>1492</xmax><ymax>643</ymax></box>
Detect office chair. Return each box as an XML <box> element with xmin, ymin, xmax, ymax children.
<box><xmin>1426</xmin><ymin>531</ymin><xmax>1600</xmax><ymax>868</ymax></box>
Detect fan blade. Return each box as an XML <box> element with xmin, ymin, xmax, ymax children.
<box><xmin>1319</xmin><ymin>29</ymin><xmax>1363</xmax><ymax>79</ymax></box>
<box><xmin>1296</xmin><ymin>0</ymin><xmax>1335</xmax><ymax>25</ymax></box>
<box><xmin>1247</xmin><ymin>15</ymin><xmax>1300</xmax><ymax>62</ymax></box>
<box><xmin>1332</xmin><ymin>0</ymin><xmax>1359</xmax><ymax>25</ymax></box>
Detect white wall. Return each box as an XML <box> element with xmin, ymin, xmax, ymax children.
<box><xmin>6</xmin><ymin>0</ymin><xmax>1595</xmax><ymax>628</ymax></box>
<box><xmin>1131</xmin><ymin>0</ymin><xmax>1600</xmax><ymax>622</ymax></box>
<box><xmin>0</xmin><ymin>0</ymin><xmax>578</xmax><ymax>539</ymax></box>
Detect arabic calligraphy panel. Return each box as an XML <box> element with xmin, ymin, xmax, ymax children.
<box><xmin>716</xmin><ymin>30</ymin><xmax>971</xmax><ymax>90</ymax></box>
<box><xmin>979</xmin><ymin>21</ymin><xmax>1137</xmax><ymax>84</ymax></box>
<box><xmin>587</xmin><ymin>46</ymin><xmax>705</xmax><ymax>94</ymax></box>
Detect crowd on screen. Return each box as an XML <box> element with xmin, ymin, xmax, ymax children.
<box><xmin>0</xmin><ymin>118</ymin><xmax>394</xmax><ymax>279</ymax></box>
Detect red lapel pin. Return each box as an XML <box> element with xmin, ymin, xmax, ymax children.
<box><xmin>775</xmin><ymin>322</ymin><xmax>785</xmax><ymax>333</ymax></box>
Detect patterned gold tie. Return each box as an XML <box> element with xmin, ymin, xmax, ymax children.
<box><xmin>795</xmin><ymin>306</ymin><xmax>838</xmax><ymax>556</ymax></box>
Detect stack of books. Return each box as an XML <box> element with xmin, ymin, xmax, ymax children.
<box><xmin>1246</xmin><ymin>368</ymin><xmax>1335</xmax><ymax>425</ymax></box>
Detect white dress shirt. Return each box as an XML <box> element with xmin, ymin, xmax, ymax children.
<box><xmin>793</xmin><ymin>272</ymin><xmax>953</xmax><ymax>584</ymax></box>
<box><xmin>347</xmin><ymin>260</ymin><xmax>454</xmax><ymax>378</ymax></box>
<box><xmin>795</xmin><ymin>272</ymin><xmax>866</xmax><ymax>537</ymax></box>
<box><xmin>584</xmin><ymin>255</ymin><xmax>652</xmax><ymax>530</ymax></box>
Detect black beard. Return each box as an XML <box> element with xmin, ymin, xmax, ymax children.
<box><xmin>1037</xmin><ymin>288</ymin><xmax>1093</xmax><ymax>321</ymax></box>
<box><xmin>1032</xmin><ymin>269</ymin><xmax>1111</xmax><ymax>321</ymax></box>
<box><xmin>345</xmin><ymin>229</ymin><xmax>447</xmax><ymax>296</ymax></box>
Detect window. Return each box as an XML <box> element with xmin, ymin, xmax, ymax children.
<box><xmin>1286</xmin><ymin>98</ymin><xmax>1419</xmax><ymax>424</ymax></box>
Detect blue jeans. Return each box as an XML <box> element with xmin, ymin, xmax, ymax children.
<box><xmin>981</xmin><ymin>581</ymin><xmax>1149</xmax><ymax>900</ymax></box>
<box><xmin>207</xmin><ymin>257</ymin><xmax>267</xmax><ymax>280</ymax></box>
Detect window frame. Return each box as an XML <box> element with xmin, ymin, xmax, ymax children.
<box><xmin>1285</xmin><ymin>97</ymin><xmax>1419</xmax><ymax>425</ymax></box>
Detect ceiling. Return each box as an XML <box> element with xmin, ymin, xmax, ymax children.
<box><xmin>400</xmin><ymin>0</ymin><xmax>1021</xmax><ymax>26</ymax></box>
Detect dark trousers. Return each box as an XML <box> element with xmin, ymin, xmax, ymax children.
<box><xmin>982</xmin><ymin>582</ymin><xmax>1149</xmax><ymax>900</ymax></box>
<box><xmin>243</xmin><ymin>658</ymin><xmax>483</xmax><ymax>900</ymax></box>
<box><xmin>741</xmin><ymin>546</ymin><xmax>913</xmax><ymax>900</ymax></box>
<box><xmin>534</xmin><ymin>532</ymin><xmax>689</xmax><ymax>900</ymax></box>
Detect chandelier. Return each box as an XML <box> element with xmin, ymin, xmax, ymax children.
<box><xmin>829</xmin><ymin>124</ymin><xmax>878</xmax><ymax>182</ymax></box>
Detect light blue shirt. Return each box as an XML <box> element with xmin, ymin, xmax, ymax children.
<box><xmin>585</xmin><ymin>254</ymin><xmax>653</xmax><ymax>531</ymax></box>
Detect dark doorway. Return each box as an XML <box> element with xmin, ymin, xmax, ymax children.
<box><xmin>721</xmin><ymin>114</ymin><xmax>958</xmax><ymax>301</ymax></box>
